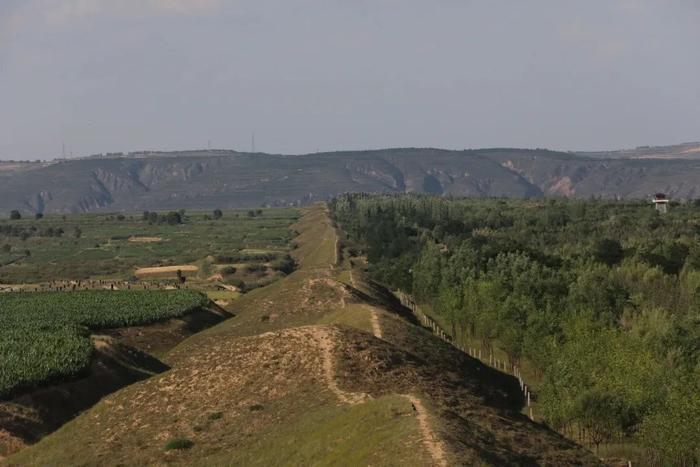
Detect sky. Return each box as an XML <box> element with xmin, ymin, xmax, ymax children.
<box><xmin>0</xmin><ymin>0</ymin><xmax>699</xmax><ymax>160</ymax></box>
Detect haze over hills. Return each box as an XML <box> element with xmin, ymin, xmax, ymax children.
<box><xmin>1</xmin><ymin>142</ymin><xmax>700</xmax><ymax>214</ymax></box>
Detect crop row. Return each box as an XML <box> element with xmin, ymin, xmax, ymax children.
<box><xmin>0</xmin><ymin>290</ymin><xmax>207</xmax><ymax>398</ymax></box>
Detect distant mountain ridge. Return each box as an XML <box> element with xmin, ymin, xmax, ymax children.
<box><xmin>1</xmin><ymin>143</ymin><xmax>700</xmax><ymax>214</ymax></box>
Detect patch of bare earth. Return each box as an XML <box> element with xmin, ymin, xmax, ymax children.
<box><xmin>128</xmin><ymin>236</ymin><xmax>162</xmax><ymax>243</ymax></box>
<box><xmin>134</xmin><ymin>265</ymin><xmax>198</xmax><ymax>276</ymax></box>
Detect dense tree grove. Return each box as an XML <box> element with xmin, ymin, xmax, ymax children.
<box><xmin>142</xmin><ymin>210</ymin><xmax>184</xmax><ymax>225</ymax></box>
<box><xmin>331</xmin><ymin>193</ymin><xmax>700</xmax><ymax>464</ymax></box>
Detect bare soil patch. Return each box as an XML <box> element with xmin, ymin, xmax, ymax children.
<box><xmin>135</xmin><ymin>265</ymin><xmax>198</xmax><ymax>276</ymax></box>
<box><xmin>128</xmin><ymin>236</ymin><xmax>162</xmax><ymax>243</ymax></box>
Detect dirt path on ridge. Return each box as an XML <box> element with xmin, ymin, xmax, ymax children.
<box><xmin>369</xmin><ymin>307</ymin><xmax>383</xmax><ymax>339</ymax></box>
<box><xmin>326</xmin><ymin>213</ymin><xmax>447</xmax><ymax>466</ymax></box>
<box><xmin>349</xmin><ymin>269</ymin><xmax>384</xmax><ymax>341</ymax></box>
<box><xmin>336</xmin><ymin>265</ymin><xmax>447</xmax><ymax>465</ymax></box>
<box><xmin>312</xmin><ymin>327</ymin><xmax>370</xmax><ymax>405</ymax></box>
<box><xmin>403</xmin><ymin>395</ymin><xmax>448</xmax><ymax>467</ymax></box>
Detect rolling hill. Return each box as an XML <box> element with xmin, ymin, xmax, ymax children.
<box><xmin>3</xmin><ymin>205</ymin><xmax>601</xmax><ymax>466</ymax></box>
<box><xmin>1</xmin><ymin>143</ymin><xmax>700</xmax><ymax>215</ymax></box>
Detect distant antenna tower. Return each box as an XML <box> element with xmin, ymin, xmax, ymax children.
<box><xmin>252</xmin><ymin>132</ymin><xmax>256</xmax><ymax>153</ymax></box>
<box><xmin>62</xmin><ymin>141</ymin><xmax>66</xmax><ymax>158</ymax></box>
<box><xmin>207</xmin><ymin>139</ymin><xmax>211</xmax><ymax>150</ymax></box>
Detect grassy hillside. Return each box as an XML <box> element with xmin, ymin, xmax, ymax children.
<box><xmin>5</xmin><ymin>205</ymin><xmax>600</xmax><ymax>466</ymax></box>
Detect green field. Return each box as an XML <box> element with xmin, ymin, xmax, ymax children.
<box><xmin>0</xmin><ymin>290</ymin><xmax>207</xmax><ymax>398</ymax></box>
<box><xmin>0</xmin><ymin>207</ymin><xmax>301</xmax><ymax>399</ymax></box>
<box><xmin>0</xmin><ymin>208</ymin><xmax>300</xmax><ymax>284</ymax></box>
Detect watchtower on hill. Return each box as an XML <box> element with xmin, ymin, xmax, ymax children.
<box><xmin>653</xmin><ymin>193</ymin><xmax>669</xmax><ymax>214</ymax></box>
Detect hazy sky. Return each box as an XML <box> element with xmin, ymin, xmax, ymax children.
<box><xmin>1</xmin><ymin>1</ymin><xmax>699</xmax><ymax>160</ymax></box>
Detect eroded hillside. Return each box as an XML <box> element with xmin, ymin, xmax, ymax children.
<box><xmin>5</xmin><ymin>206</ymin><xmax>601</xmax><ymax>466</ymax></box>
<box><xmin>3</xmin><ymin>144</ymin><xmax>700</xmax><ymax>214</ymax></box>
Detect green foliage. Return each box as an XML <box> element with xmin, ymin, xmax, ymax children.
<box><xmin>0</xmin><ymin>208</ymin><xmax>299</xmax><ymax>283</ymax></box>
<box><xmin>592</xmin><ymin>238</ymin><xmax>624</xmax><ymax>266</ymax></box>
<box><xmin>164</xmin><ymin>438</ymin><xmax>194</xmax><ymax>450</ymax></box>
<box><xmin>330</xmin><ymin>193</ymin><xmax>700</xmax><ymax>463</ymax></box>
<box><xmin>0</xmin><ymin>327</ymin><xmax>93</xmax><ymax>400</ymax></box>
<box><xmin>638</xmin><ymin>369</ymin><xmax>700</xmax><ymax>465</ymax></box>
<box><xmin>0</xmin><ymin>290</ymin><xmax>206</xmax><ymax>398</ymax></box>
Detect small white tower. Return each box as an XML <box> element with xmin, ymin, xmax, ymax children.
<box><xmin>653</xmin><ymin>193</ymin><xmax>669</xmax><ymax>214</ymax></box>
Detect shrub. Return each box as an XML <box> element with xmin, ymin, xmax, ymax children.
<box><xmin>222</xmin><ymin>266</ymin><xmax>237</xmax><ymax>275</ymax></box>
<box><xmin>270</xmin><ymin>255</ymin><xmax>296</xmax><ymax>274</ymax></box>
<box><xmin>164</xmin><ymin>438</ymin><xmax>194</xmax><ymax>450</ymax></box>
<box><xmin>166</xmin><ymin>211</ymin><xmax>182</xmax><ymax>225</ymax></box>
<box><xmin>592</xmin><ymin>239</ymin><xmax>624</xmax><ymax>266</ymax></box>
<box><xmin>245</xmin><ymin>264</ymin><xmax>266</xmax><ymax>273</ymax></box>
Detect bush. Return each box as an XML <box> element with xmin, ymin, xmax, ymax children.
<box><xmin>164</xmin><ymin>438</ymin><xmax>194</xmax><ymax>450</ymax></box>
<box><xmin>222</xmin><ymin>266</ymin><xmax>237</xmax><ymax>275</ymax></box>
<box><xmin>592</xmin><ymin>239</ymin><xmax>624</xmax><ymax>266</ymax></box>
<box><xmin>245</xmin><ymin>264</ymin><xmax>266</xmax><ymax>273</ymax></box>
<box><xmin>9</xmin><ymin>210</ymin><xmax>21</xmax><ymax>220</ymax></box>
<box><xmin>270</xmin><ymin>255</ymin><xmax>296</xmax><ymax>274</ymax></box>
<box><xmin>165</xmin><ymin>211</ymin><xmax>182</xmax><ymax>225</ymax></box>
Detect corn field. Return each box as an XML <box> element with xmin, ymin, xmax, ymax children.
<box><xmin>0</xmin><ymin>290</ymin><xmax>206</xmax><ymax>397</ymax></box>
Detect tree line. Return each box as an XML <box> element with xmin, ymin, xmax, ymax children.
<box><xmin>330</xmin><ymin>193</ymin><xmax>700</xmax><ymax>465</ymax></box>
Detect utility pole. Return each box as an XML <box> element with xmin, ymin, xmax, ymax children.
<box><xmin>251</xmin><ymin>132</ymin><xmax>256</xmax><ymax>153</ymax></box>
